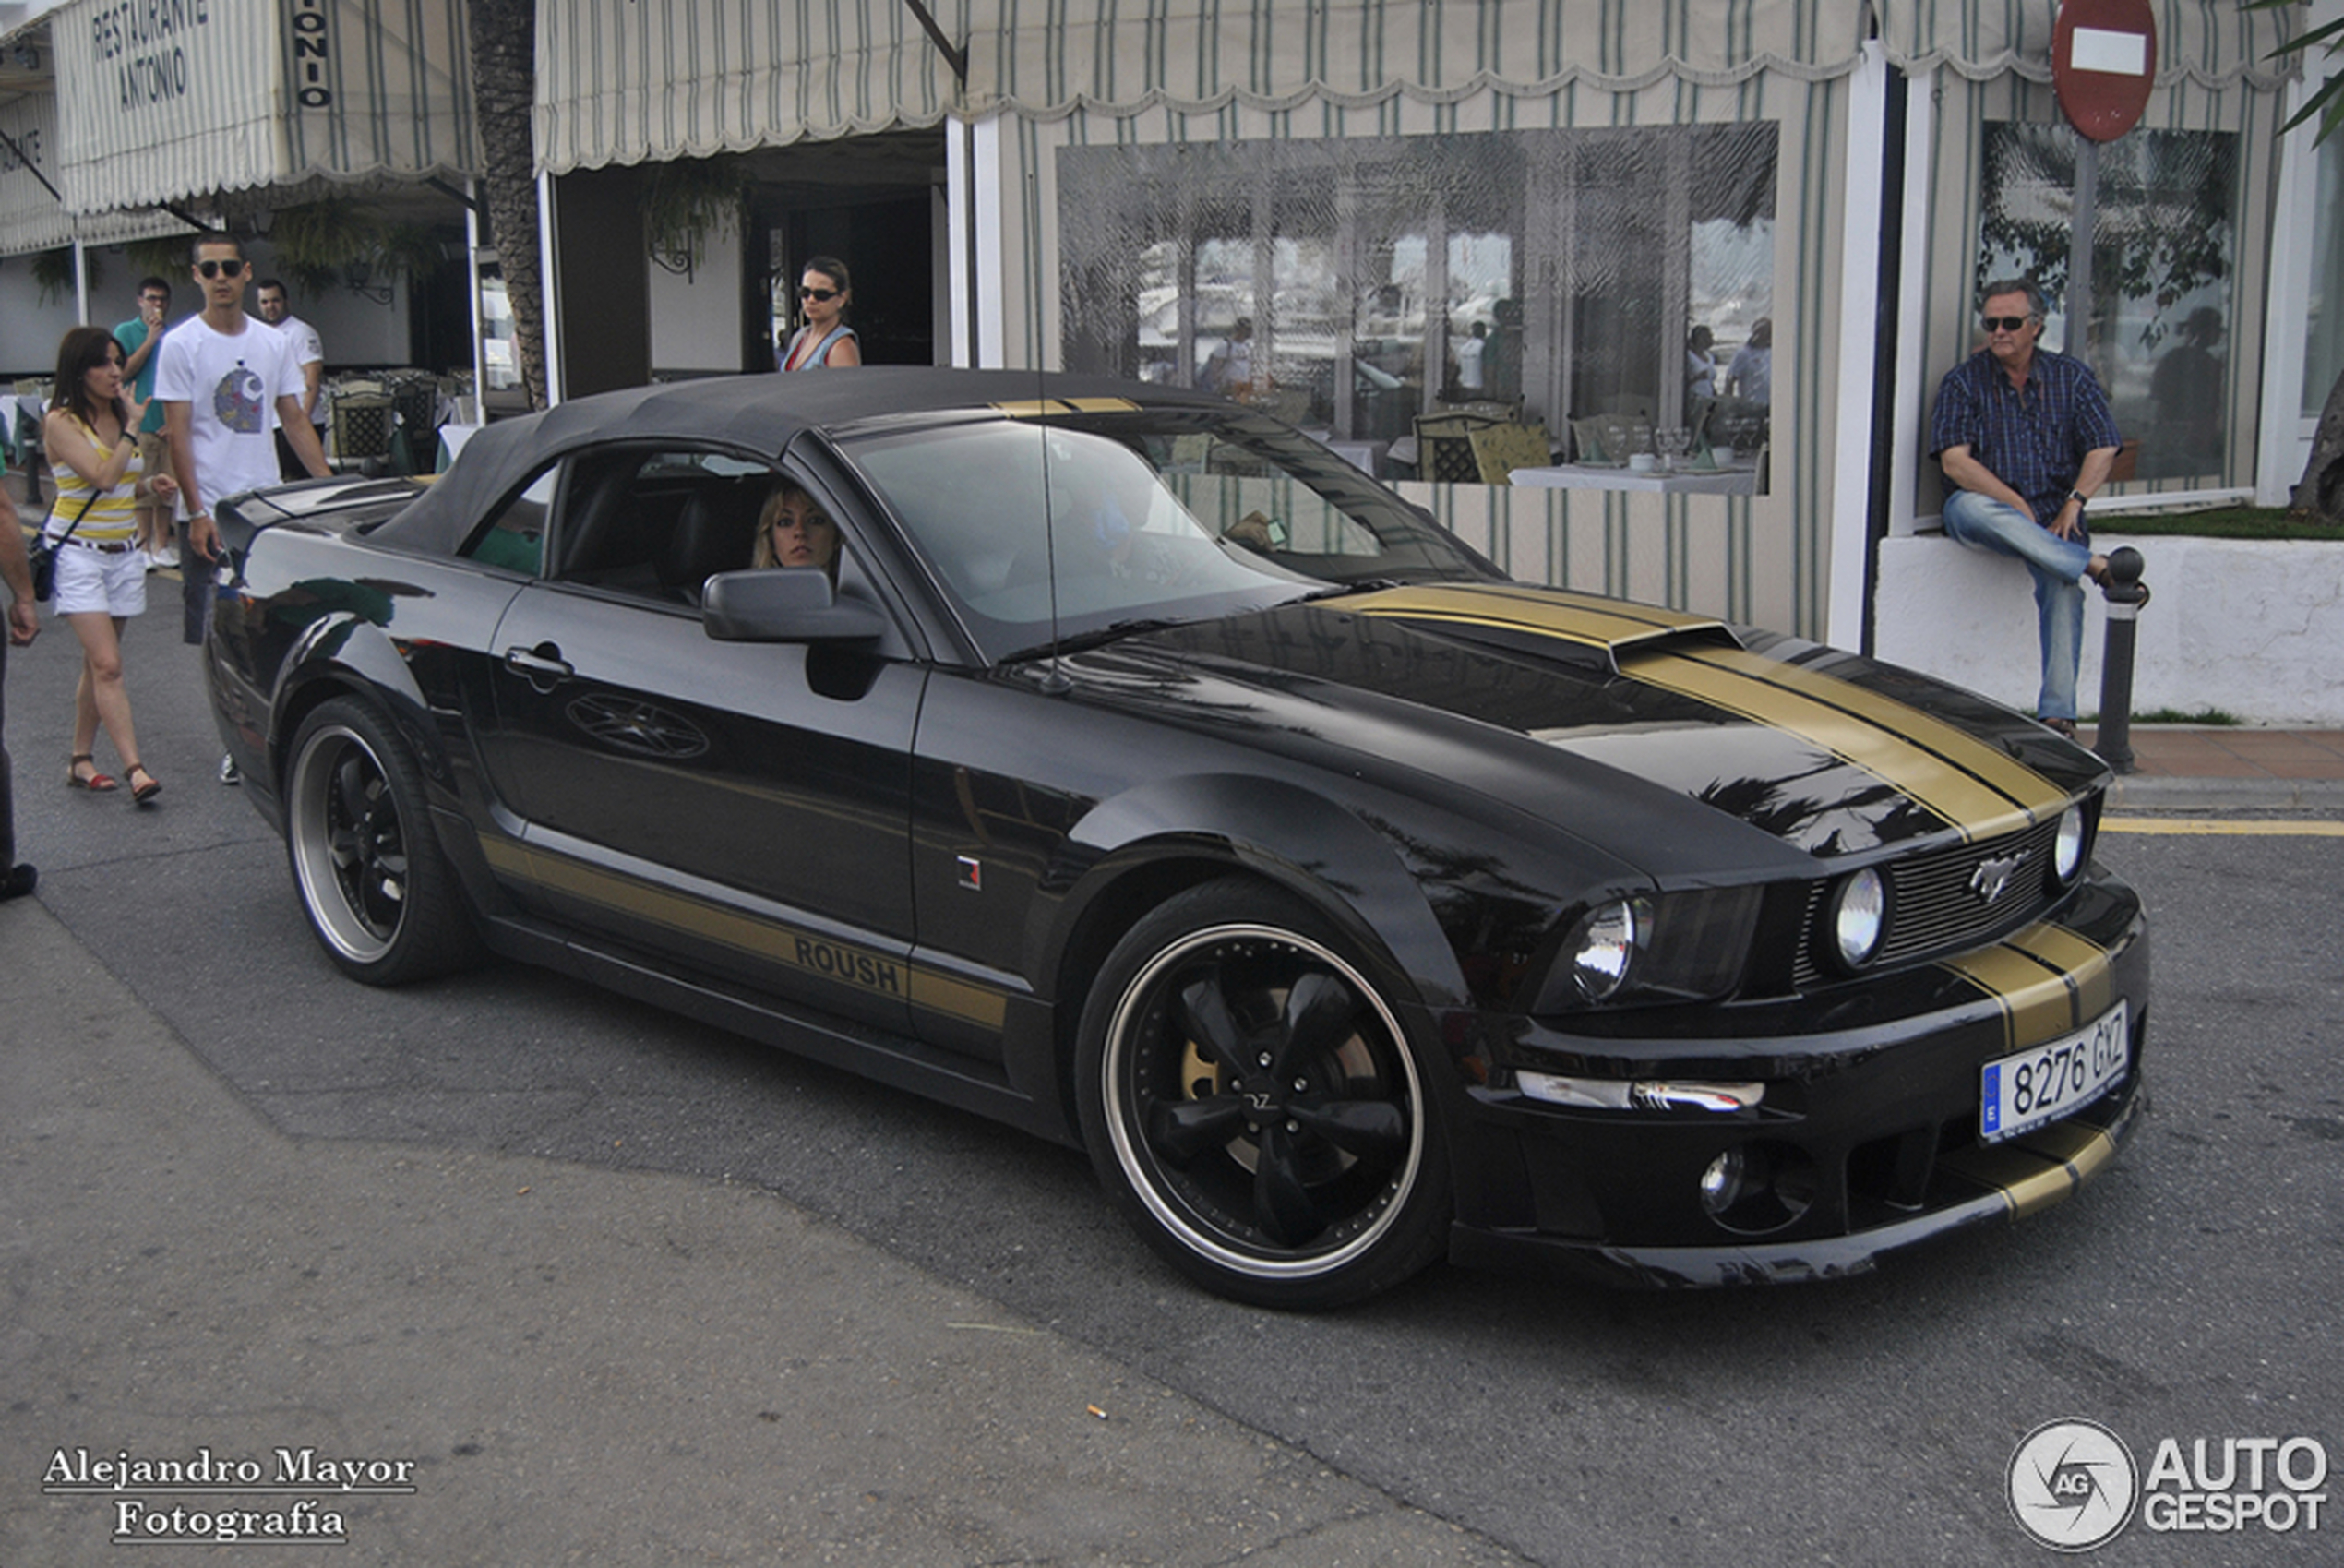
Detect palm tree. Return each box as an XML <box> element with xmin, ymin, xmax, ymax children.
<box><xmin>2256</xmin><ymin>0</ymin><xmax>2343</xmax><ymax>522</ymax></box>
<box><xmin>470</xmin><ymin>0</ymin><xmax>547</xmax><ymax>410</ymax></box>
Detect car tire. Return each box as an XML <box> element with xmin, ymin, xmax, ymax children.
<box><xmin>284</xmin><ymin>695</ymin><xmax>478</xmax><ymax>986</ymax></box>
<box><xmin>1075</xmin><ymin>878</ymin><xmax>1452</xmax><ymax>1309</ymax></box>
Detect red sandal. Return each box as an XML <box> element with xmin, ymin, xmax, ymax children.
<box><xmin>67</xmin><ymin>753</ymin><xmax>118</xmax><ymax>792</ymax></box>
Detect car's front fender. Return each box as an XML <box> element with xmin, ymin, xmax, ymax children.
<box><xmin>1045</xmin><ymin>772</ymin><xmax>1489</xmax><ymax>1022</ymax></box>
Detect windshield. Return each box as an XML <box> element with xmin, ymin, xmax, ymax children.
<box><xmin>834</xmin><ymin>405</ymin><xmax>1498</xmax><ymax>662</ymax></box>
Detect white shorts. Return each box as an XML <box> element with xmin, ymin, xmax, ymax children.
<box><xmin>50</xmin><ymin>537</ymin><xmax>149</xmax><ymax>618</ymax></box>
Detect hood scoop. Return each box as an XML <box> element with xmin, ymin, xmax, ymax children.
<box><xmin>1341</xmin><ymin>582</ymin><xmax>1741</xmax><ymax>679</ymax></box>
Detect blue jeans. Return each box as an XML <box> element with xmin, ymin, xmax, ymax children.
<box><xmin>178</xmin><ymin>516</ymin><xmax>211</xmax><ymax>646</ymax></box>
<box><xmin>1942</xmin><ymin>489</ymin><xmax>2092</xmax><ymax>722</ymax></box>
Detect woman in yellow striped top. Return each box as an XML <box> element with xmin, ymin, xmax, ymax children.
<box><xmin>44</xmin><ymin>326</ymin><xmax>178</xmax><ymax>804</ymax></box>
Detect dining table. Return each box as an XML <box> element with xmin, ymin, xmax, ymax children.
<box><xmin>1509</xmin><ymin>458</ymin><xmax>1758</xmax><ymax>496</ymax></box>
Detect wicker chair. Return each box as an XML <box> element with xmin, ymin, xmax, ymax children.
<box><xmin>1413</xmin><ymin>412</ymin><xmax>1501</xmax><ymax>484</ymax></box>
<box><xmin>331</xmin><ymin>394</ymin><xmax>395</xmax><ymax>467</ymax></box>
<box><xmin>1467</xmin><ymin>421</ymin><xmax>1554</xmax><ymax>485</ymax></box>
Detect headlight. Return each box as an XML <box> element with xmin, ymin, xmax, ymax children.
<box><xmin>1829</xmin><ymin>868</ymin><xmax>1885</xmax><ymax>971</ymax></box>
<box><xmin>1568</xmin><ymin>899</ymin><xmax>1638</xmax><ymax>1002</ymax></box>
<box><xmin>1537</xmin><ymin>887</ymin><xmax>1762</xmax><ymax>1011</ymax></box>
<box><xmin>2052</xmin><ymin>803</ymin><xmax>2087</xmax><ymax>885</ymax></box>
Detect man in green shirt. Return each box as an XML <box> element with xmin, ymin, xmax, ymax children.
<box><xmin>113</xmin><ymin>276</ymin><xmax>177</xmax><ymax>567</ymax></box>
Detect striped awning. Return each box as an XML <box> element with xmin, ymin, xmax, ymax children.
<box><xmin>0</xmin><ymin>89</ymin><xmax>190</xmax><ymax>256</ymax></box>
<box><xmin>1872</xmin><ymin>0</ymin><xmax>2300</xmax><ymax>86</ymax></box>
<box><xmin>536</xmin><ymin>0</ymin><xmax>961</xmax><ymax>172</ymax></box>
<box><xmin>50</xmin><ymin>0</ymin><xmax>475</xmax><ymax>216</ymax></box>
<box><xmin>536</xmin><ymin>0</ymin><xmax>1875</xmax><ymax>172</ymax></box>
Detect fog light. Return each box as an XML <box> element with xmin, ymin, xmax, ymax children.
<box><xmin>1697</xmin><ymin>1140</ymin><xmax>1818</xmax><ymax>1235</ymax></box>
<box><xmin>1699</xmin><ymin>1148</ymin><xmax>1748</xmax><ymax>1214</ymax></box>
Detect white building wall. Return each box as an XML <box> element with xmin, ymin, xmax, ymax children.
<box><xmin>1874</xmin><ymin>535</ymin><xmax>2344</xmax><ymax>727</ymax></box>
<box><xmin>0</xmin><ymin>254</ymin><xmax>86</xmax><ymax>378</ymax></box>
<box><xmin>648</xmin><ymin>223</ymin><xmax>745</xmax><ymax>377</ymax></box>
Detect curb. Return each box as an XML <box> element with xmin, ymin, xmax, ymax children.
<box><xmin>2107</xmin><ymin>773</ymin><xmax>2344</xmax><ymax>813</ymax></box>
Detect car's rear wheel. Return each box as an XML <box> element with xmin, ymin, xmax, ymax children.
<box><xmin>284</xmin><ymin>695</ymin><xmax>476</xmax><ymax>985</ymax></box>
<box><xmin>1076</xmin><ymin>879</ymin><xmax>1451</xmax><ymax>1309</ymax></box>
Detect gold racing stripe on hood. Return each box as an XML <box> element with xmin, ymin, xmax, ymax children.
<box><xmin>1345</xmin><ymin>585</ymin><xmax>2066</xmax><ymax>842</ymax></box>
<box><xmin>1938</xmin><ymin>920</ymin><xmax>2114</xmax><ymax>1051</ymax></box>
<box><xmin>1620</xmin><ymin>644</ymin><xmax>2064</xmax><ymax>843</ymax></box>
<box><xmin>1347</xmin><ymin>583</ymin><xmax>1721</xmax><ymax>651</ymax></box>
<box><xmin>992</xmin><ymin>397</ymin><xmax>1142</xmax><ymax>417</ymax></box>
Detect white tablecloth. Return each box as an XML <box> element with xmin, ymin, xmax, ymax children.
<box><xmin>1510</xmin><ymin>461</ymin><xmax>1756</xmax><ymax>497</ymax></box>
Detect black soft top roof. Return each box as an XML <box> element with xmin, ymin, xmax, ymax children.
<box><xmin>373</xmin><ymin>367</ymin><xmax>1224</xmax><ymax>557</ymax></box>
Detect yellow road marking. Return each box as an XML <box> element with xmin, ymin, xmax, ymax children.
<box><xmin>2103</xmin><ymin>817</ymin><xmax>2344</xmax><ymax>836</ymax></box>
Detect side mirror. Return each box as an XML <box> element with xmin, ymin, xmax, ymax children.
<box><xmin>702</xmin><ymin>569</ymin><xmax>887</xmax><ymax>643</ymax></box>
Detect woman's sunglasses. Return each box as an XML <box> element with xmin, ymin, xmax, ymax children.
<box><xmin>197</xmin><ymin>259</ymin><xmax>246</xmax><ymax>280</ymax></box>
<box><xmin>799</xmin><ymin>286</ymin><xmax>839</xmax><ymax>302</ymax></box>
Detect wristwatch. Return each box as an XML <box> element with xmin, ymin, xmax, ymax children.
<box><xmin>2067</xmin><ymin>489</ymin><xmax>2089</xmax><ymax>510</ymax></box>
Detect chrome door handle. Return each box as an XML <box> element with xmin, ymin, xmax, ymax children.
<box><xmin>502</xmin><ymin>644</ymin><xmax>574</xmax><ymax>688</ymax></box>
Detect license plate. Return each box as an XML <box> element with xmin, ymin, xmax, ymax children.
<box><xmin>1979</xmin><ymin>1001</ymin><xmax>2130</xmax><ymax>1143</ymax></box>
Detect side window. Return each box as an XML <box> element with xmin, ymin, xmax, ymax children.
<box><xmin>461</xmin><ymin>465</ymin><xmax>557</xmax><ymax>574</ymax></box>
<box><xmin>550</xmin><ymin>449</ymin><xmax>783</xmax><ymax>604</ymax></box>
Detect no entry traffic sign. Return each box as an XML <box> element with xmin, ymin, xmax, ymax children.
<box><xmin>2054</xmin><ymin>0</ymin><xmax>2158</xmax><ymax>142</ymax></box>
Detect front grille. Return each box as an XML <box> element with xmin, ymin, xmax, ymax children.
<box><xmin>1793</xmin><ymin>816</ymin><xmax>2068</xmax><ymax>989</ymax></box>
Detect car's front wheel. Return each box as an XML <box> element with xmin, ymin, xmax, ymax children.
<box><xmin>1076</xmin><ymin>879</ymin><xmax>1452</xmax><ymax>1309</ymax></box>
<box><xmin>284</xmin><ymin>695</ymin><xmax>477</xmax><ymax>985</ymax></box>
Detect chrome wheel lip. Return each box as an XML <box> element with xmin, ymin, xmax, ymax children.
<box><xmin>1099</xmin><ymin>920</ymin><xmax>1425</xmax><ymax>1283</ymax></box>
<box><xmin>288</xmin><ymin>723</ymin><xmax>400</xmax><ymax>965</ymax></box>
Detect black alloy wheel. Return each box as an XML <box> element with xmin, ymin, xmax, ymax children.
<box><xmin>1077</xmin><ymin>878</ymin><xmax>1451</xmax><ymax>1309</ymax></box>
<box><xmin>284</xmin><ymin>696</ymin><xmax>476</xmax><ymax>985</ymax></box>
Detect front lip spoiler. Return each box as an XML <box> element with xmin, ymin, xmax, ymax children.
<box><xmin>1447</xmin><ymin>1077</ymin><xmax>2147</xmax><ymax>1289</ymax></box>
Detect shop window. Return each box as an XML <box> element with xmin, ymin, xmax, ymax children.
<box><xmin>1979</xmin><ymin>123</ymin><xmax>2239</xmax><ymax>481</ymax></box>
<box><xmin>1058</xmin><ymin>125</ymin><xmax>1776</xmax><ymax>486</ymax></box>
<box><xmin>2308</xmin><ymin>134</ymin><xmax>2344</xmax><ymax>426</ymax></box>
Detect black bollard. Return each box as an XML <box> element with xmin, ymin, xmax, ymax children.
<box><xmin>2092</xmin><ymin>547</ymin><xmax>2149</xmax><ymax>774</ymax></box>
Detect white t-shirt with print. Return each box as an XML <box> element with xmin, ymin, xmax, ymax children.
<box><xmin>154</xmin><ymin>314</ymin><xmax>307</xmax><ymax>509</ymax></box>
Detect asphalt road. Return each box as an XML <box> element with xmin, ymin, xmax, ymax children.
<box><xmin>4</xmin><ymin>614</ymin><xmax>2338</xmax><ymax>1565</ymax></box>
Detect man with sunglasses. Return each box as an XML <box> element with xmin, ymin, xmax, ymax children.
<box><xmin>1928</xmin><ymin>277</ymin><xmax>2125</xmax><ymax>739</ymax></box>
<box><xmin>155</xmin><ymin>235</ymin><xmax>332</xmax><ymax>650</ymax></box>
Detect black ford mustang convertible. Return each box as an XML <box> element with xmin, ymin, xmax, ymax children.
<box><xmin>206</xmin><ymin>370</ymin><xmax>2147</xmax><ymax>1308</ymax></box>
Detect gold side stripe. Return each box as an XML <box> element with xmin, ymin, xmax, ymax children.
<box><xmin>1672</xmin><ymin>644</ymin><xmax>2067</xmax><ymax>823</ymax></box>
<box><xmin>991</xmin><ymin>397</ymin><xmax>1141</xmax><ymax>417</ymax></box>
<box><xmin>1348</xmin><ymin>584</ymin><xmax>1718</xmax><ymax>651</ymax></box>
<box><xmin>1625</xmin><ymin>650</ymin><xmax>2037</xmax><ymax>843</ymax></box>
<box><xmin>910</xmin><ymin>970</ymin><xmax>1011</xmax><ymax>1028</ymax></box>
<box><xmin>478</xmin><ymin>838</ymin><xmax>1007</xmax><ymax>1029</ymax></box>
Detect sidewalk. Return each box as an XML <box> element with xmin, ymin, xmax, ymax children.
<box><xmin>0</xmin><ymin>897</ymin><xmax>1526</xmax><ymax>1567</ymax></box>
<box><xmin>2096</xmin><ymin>725</ymin><xmax>2344</xmax><ymax>813</ymax></box>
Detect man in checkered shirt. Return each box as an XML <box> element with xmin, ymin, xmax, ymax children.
<box><xmin>1929</xmin><ymin>277</ymin><xmax>2126</xmax><ymax>739</ymax></box>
